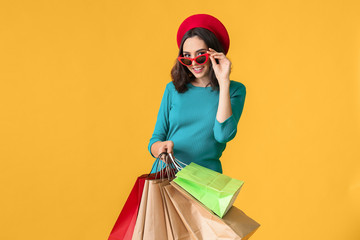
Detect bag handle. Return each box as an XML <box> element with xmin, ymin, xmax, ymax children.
<box><xmin>148</xmin><ymin>152</ymin><xmax>187</xmax><ymax>180</ymax></box>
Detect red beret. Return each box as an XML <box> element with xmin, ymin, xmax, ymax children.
<box><xmin>177</xmin><ymin>14</ymin><xmax>230</xmax><ymax>55</ymax></box>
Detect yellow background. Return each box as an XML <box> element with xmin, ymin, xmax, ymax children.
<box><xmin>1</xmin><ymin>0</ymin><xmax>359</xmax><ymax>239</ymax></box>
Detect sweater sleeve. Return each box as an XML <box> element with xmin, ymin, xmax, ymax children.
<box><xmin>148</xmin><ymin>83</ymin><xmax>172</xmax><ymax>158</ymax></box>
<box><xmin>213</xmin><ymin>83</ymin><xmax>246</xmax><ymax>143</ymax></box>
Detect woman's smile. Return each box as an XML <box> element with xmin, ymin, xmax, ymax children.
<box><xmin>192</xmin><ymin>66</ymin><xmax>204</xmax><ymax>74</ymax></box>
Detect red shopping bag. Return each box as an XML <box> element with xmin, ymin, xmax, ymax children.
<box><xmin>108</xmin><ymin>174</ymin><xmax>147</xmax><ymax>240</ymax></box>
<box><xmin>108</xmin><ymin>153</ymin><xmax>179</xmax><ymax>240</ymax></box>
<box><xmin>108</xmin><ymin>154</ymin><xmax>174</xmax><ymax>240</ymax></box>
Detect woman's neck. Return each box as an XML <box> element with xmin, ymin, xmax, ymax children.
<box><xmin>191</xmin><ymin>78</ymin><xmax>211</xmax><ymax>87</ymax></box>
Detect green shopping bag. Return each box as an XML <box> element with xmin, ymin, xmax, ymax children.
<box><xmin>173</xmin><ymin>162</ymin><xmax>244</xmax><ymax>218</ymax></box>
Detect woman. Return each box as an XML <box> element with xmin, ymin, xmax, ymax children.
<box><xmin>148</xmin><ymin>14</ymin><xmax>246</xmax><ymax>174</ymax></box>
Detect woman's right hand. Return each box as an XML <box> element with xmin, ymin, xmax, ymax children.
<box><xmin>151</xmin><ymin>140</ymin><xmax>174</xmax><ymax>163</ymax></box>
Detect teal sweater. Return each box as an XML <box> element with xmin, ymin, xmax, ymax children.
<box><xmin>148</xmin><ymin>80</ymin><xmax>246</xmax><ymax>173</ymax></box>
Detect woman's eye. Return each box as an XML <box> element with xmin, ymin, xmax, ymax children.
<box><xmin>183</xmin><ymin>52</ymin><xmax>205</xmax><ymax>57</ymax></box>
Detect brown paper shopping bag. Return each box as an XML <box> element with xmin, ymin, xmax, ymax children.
<box><xmin>159</xmin><ymin>182</ymin><xmax>194</xmax><ymax>240</ymax></box>
<box><xmin>143</xmin><ymin>179</ymin><xmax>169</xmax><ymax>240</ymax></box>
<box><xmin>164</xmin><ymin>182</ymin><xmax>260</xmax><ymax>240</ymax></box>
<box><xmin>132</xmin><ymin>179</ymin><xmax>169</xmax><ymax>240</ymax></box>
<box><xmin>158</xmin><ymin>180</ymin><xmax>174</xmax><ymax>240</ymax></box>
<box><xmin>132</xmin><ymin>152</ymin><xmax>188</xmax><ymax>240</ymax></box>
<box><xmin>131</xmin><ymin>179</ymin><xmax>149</xmax><ymax>240</ymax></box>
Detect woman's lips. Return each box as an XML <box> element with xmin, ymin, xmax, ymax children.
<box><xmin>193</xmin><ymin>67</ymin><xmax>203</xmax><ymax>74</ymax></box>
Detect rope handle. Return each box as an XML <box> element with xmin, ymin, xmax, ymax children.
<box><xmin>148</xmin><ymin>152</ymin><xmax>187</xmax><ymax>180</ymax></box>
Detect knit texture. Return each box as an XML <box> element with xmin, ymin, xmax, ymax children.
<box><xmin>148</xmin><ymin>80</ymin><xmax>246</xmax><ymax>173</ymax></box>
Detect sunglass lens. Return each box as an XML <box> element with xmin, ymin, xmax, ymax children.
<box><xmin>180</xmin><ymin>58</ymin><xmax>192</xmax><ymax>66</ymax></box>
<box><xmin>196</xmin><ymin>55</ymin><xmax>207</xmax><ymax>64</ymax></box>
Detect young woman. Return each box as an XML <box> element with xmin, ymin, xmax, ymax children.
<box><xmin>148</xmin><ymin>14</ymin><xmax>246</xmax><ymax>174</ymax></box>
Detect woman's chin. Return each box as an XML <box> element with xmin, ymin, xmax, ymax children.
<box><xmin>193</xmin><ymin>72</ymin><xmax>209</xmax><ymax>79</ymax></box>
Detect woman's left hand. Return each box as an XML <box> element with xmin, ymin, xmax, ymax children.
<box><xmin>207</xmin><ymin>48</ymin><xmax>231</xmax><ymax>86</ymax></box>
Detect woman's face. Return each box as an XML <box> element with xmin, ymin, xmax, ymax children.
<box><xmin>182</xmin><ymin>36</ymin><xmax>211</xmax><ymax>81</ymax></box>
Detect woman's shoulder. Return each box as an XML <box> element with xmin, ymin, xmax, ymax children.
<box><xmin>164</xmin><ymin>81</ymin><xmax>176</xmax><ymax>93</ymax></box>
<box><xmin>166</xmin><ymin>81</ymin><xmax>176</xmax><ymax>89</ymax></box>
<box><xmin>229</xmin><ymin>80</ymin><xmax>246</xmax><ymax>95</ymax></box>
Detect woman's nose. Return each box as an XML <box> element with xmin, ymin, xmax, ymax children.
<box><xmin>192</xmin><ymin>58</ymin><xmax>198</xmax><ymax>66</ymax></box>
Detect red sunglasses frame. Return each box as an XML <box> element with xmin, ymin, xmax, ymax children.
<box><xmin>177</xmin><ymin>53</ymin><xmax>210</xmax><ymax>66</ymax></box>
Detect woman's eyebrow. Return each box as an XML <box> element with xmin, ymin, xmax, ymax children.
<box><xmin>183</xmin><ymin>48</ymin><xmax>207</xmax><ymax>53</ymax></box>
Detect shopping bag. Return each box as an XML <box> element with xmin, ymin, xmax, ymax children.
<box><xmin>132</xmin><ymin>179</ymin><xmax>175</xmax><ymax>240</ymax></box>
<box><xmin>165</xmin><ymin>181</ymin><xmax>260</xmax><ymax>240</ymax></box>
<box><xmin>108</xmin><ymin>170</ymin><xmax>171</xmax><ymax>240</ymax></box>
<box><xmin>132</xmin><ymin>153</ymin><xmax>187</xmax><ymax>240</ymax></box>
<box><xmin>109</xmin><ymin>153</ymin><xmax>175</xmax><ymax>240</ymax></box>
<box><xmin>108</xmin><ymin>174</ymin><xmax>147</xmax><ymax>240</ymax></box>
<box><xmin>157</xmin><ymin>180</ymin><xmax>174</xmax><ymax>240</ymax></box>
<box><xmin>173</xmin><ymin>162</ymin><xmax>244</xmax><ymax>218</ymax></box>
<box><xmin>143</xmin><ymin>179</ymin><xmax>170</xmax><ymax>240</ymax></box>
<box><xmin>159</xmin><ymin>181</ymin><xmax>193</xmax><ymax>240</ymax></box>
<box><xmin>131</xmin><ymin>179</ymin><xmax>150</xmax><ymax>240</ymax></box>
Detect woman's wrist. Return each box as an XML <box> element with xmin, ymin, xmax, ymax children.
<box><xmin>219</xmin><ymin>82</ymin><xmax>230</xmax><ymax>92</ymax></box>
<box><xmin>218</xmin><ymin>78</ymin><xmax>230</xmax><ymax>89</ymax></box>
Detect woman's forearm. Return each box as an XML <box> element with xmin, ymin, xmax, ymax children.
<box><xmin>151</xmin><ymin>141</ymin><xmax>162</xmax><ymax>157</ymax></box>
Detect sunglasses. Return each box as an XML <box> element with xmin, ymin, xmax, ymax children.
<box><xmin>177</xmin><ymin>53</ymin><xmax>210</xmax><ymax>66</ymax></box>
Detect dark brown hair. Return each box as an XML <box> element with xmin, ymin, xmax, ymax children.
<box><xmin>170</xmin><ymin>27</ymin><xmax>226</xmax><ymax>93</ymax></box>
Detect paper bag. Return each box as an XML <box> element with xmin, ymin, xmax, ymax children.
<box><xmin>165</xmin><ymin>182</ymin><xmax>260</xmax><ymax>240</ymax></box>
<box><xmin>158</xmin><ymin>180</ymin><xmax>174</xmax><ymax>240</ymax></box>
<box><xmin>173</xmin><ymin>162</ymin><xmax>244</xmax><ymax>218</ymax></box>
<box><xmin>132</xmin><ymin>179</ymin><xmax>169</xmax><ymax>240</ymax></box>
<box><xmin>131</xmin><ymin>179</ymin><xmax>149</xmax><ymax>240</ymax></box>
<box><xmin>108</xmin><ymin>174</ymin><xmax>147</xmax><ymax>240</ymax></box>
<box><xmin>159</xmin><ymin>182</ymin><xmax>194</xmax><ymax>240</ymax></box>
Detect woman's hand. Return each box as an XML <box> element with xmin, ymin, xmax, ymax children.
<box><xmin>151</xmin><ymin>140</ymin><xmax>174</xmax><ymax>163</ymax></box>
<box><xmin>207</xmin><ymin>48</ymin><xmax>231</xmax><ymax>87</ymax></box>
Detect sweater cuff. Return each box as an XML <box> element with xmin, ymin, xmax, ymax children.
<box><xmin>213</xmin><ymin>114</ymin><xmax>237</xmax><ymax>143</ymax></box>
